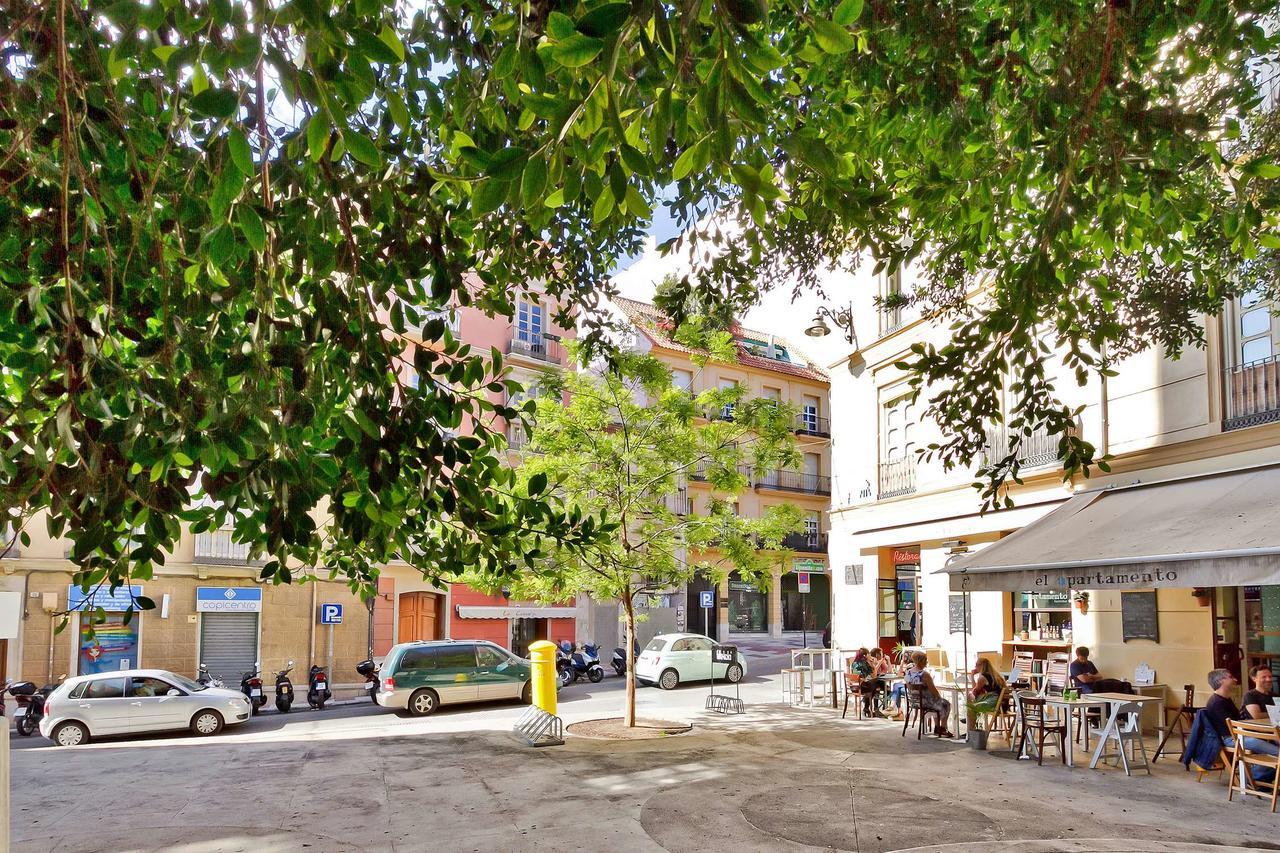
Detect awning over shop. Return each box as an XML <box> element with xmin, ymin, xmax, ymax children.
<box><xmin>940</xmin><ymin>463</ymin><xmax>1280</xmax><ymax>592</ymax></box>
<box><xmin>454</xmin><ymin>606</ymin><xmax>577</xmax><ymax>620</ymax></box>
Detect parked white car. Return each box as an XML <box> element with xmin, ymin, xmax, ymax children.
<box><xmin>39</xmin><ymin>669</ymin><xmax>253</xmax><ymax>746</ymax></box>
<box><xmin>634</xmin><ymin>633</ymin><xmax>746</xmax><ymax>690</ymax></box>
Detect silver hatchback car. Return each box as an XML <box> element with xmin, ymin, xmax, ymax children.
<box><xmin>39</xmin><ymin>669</ymin><xmax>253</xmax><ymax>746</ymax></box>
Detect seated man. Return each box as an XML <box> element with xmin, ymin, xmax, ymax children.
<box><xmin>1069</xmin><ymin>646</ymin><xmax>1132</xmax><ymax>694</ymax></box>
<box><xmin>1206</xmin><ymin>668</ymin><xmax>1278</xmax><ymax>781</ymax></box>
<box><xmin>1241</xmin><ymin>665</ymin><xmax>1276</xmax><ymax>722</ymax></box>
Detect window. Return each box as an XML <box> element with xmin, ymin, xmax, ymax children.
<box><xmin>762</xmin><ymin>386</ymin><xmax>782</xmax><ymax>403</ymax></box>
<box><xmin>686</xmin><ymin>637</ymin><xmax>714</xmax><ymax>652</ymax></box>
<box><xmin>880</xmin><ymin>269</ymin><xmax>904</xmax><ymax>334</ymax></box>
<box><xmin>476</xmin><ymin>646</ymin><xmax>510</xmax><ymax>668</ymax></box>
<box><xmin>85</xmin><ymin>678</ymin><xmax>126</xmax><ymax>699</ymax></box>
<box><xmin>131</xmin><ymin>677</ymin><xmax>176</xmax><ymax>697</ymax></box>
<box><xmin>672</xmin><ymin>368</ymin><xmax>693</xmax><ymax>391</ymax></box>
<box><xmin>802</xmin><ymin>395</ymin><xmax>820</xmax><ymax>432</ymax></box>
<box><xmin>803</xmin><ymin>452</ymin><xmax>820</xmax><ymax>477</ymax></box>
<box><xmin>644</xmin><ymin>637</ymin><xmax>669</xmax><ymax>652</ymax></box>
<box><xmin>804</xmin><ymin>512</ymin><xmax>820</xmax><ymax>544</ymax></box>
<box><xmin>435</xmin><ymin>644</ymin><xmax>477</xmax><ymax>669</ymax></box>
<box><xmin>516</xmin><ymin>299</ymin><xmax>544</xmax><ymax>344</ymax></box>
<box><xmin>68</xmin><ymin>682</ymin><xmax>89</xmax><ymax>700</ymax></box>
<box><xmin>671</xmin><ymin>638</ymin><xmax>695</xmax><ymax>651</ymax></box>
<box><xmin>398</xmin><ymin>647</ymin><xmax>435</xmax><ymax>670</ymax></box>
<box><xmin>882</xmin><ymin>395</ymin><xmax>916</xmax><ymax>460</ymax></box>
<box><xmin>1238</xmin><ymin>289</ymin><xmax>1277</xmax><ymax>365</ymax></box>
<box><xmin>718</xmin><ymin>378</ymin><xmax>738</xmax><ymax>420</ymax></box>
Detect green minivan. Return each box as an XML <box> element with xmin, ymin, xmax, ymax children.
<box><xmin>375</xmin><ymin>640</ymin><xmax>532</xmax><ymax>716</ymax></box>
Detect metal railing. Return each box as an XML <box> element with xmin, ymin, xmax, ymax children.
<box><xmin>506</xmin><ymin>421</ymin><xmax>529</xmax><ymax>451</ymax></box>
<box><xmin>194</xmin><ymin>528</ymin><xmax>264</xmax><ymax>565</ymax></box>
<box><xmin>877</xmin><ymin>456</ymin><xmax>917</xmax><ymax>499</ymax></box>
<box><xmin>690</xmin><ymin>462</ymin><xmax>752</xmax><ymax>482</ymax></box>
<box><xmin>981</xmin><ymin>423</ymin><xmax>1065</xmax><ymax>469</ymax></box>
<box><xmin>1224</xmin><ymin>355</ymin><xmax>1280</xmax><ymax>431</ymax></box>
<box><xmin>880</xmin><ymin>305</ymin><xmax>904</xmax><ymax>336</ymax></box>
<box><xmin>756</xmin><ymin>469</ymin><xmax>832</xmax><ymax>495</ymax></box>
<box><xmin>795</xmin><ymin>413</ymin><xmax>831</xmax><ymax>437</ymax></box>
<box><xmin>508</xmin><ymin>334</ymin><xmax>563</xmax><ymax>365</ymax></box>
<box><xmin>667</xmin><ymin>491</ymin><xmax>692</xmax><ymax>516</ymax></box>
<box><xmin>782</xmin><ymin>531</ymin><xmax>828</xmax><ymax>553</ymax></box>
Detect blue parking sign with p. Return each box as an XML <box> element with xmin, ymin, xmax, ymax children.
<box><xmin>319</xmin><ymin>603</ymin><xmax>343</xmax><ymax>624</ymax></box>
<box><xmin>699</xmin><ymin>590</ymin><xmax>714</xmax><ymax>609</ymax></box>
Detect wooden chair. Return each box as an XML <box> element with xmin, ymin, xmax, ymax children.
<box><xmin>1041</xmin><ymin>661</ymin><xmax>1069</xmax><ymax>696</ymax></box>
<box><xmin>902</xmin><ymin>683</ymin><xmax>940</xmax><ymax>740</ymax></box>
<box><xmin>1153</xmin><ymin>684</ymin><xmax>1197</xmax><ymax>764</ymax></box>
<box><xmin>1227</xmin><ymin>719</ymin><xmax>1280</xmax><ymax>812</ymax></box>
<box><xmin>1016</xmin><ymin>694</ymin><xmax>1067</xmax><ymax>765</ymax></box>
<box><xmin>1090</xmin><ymin>701</ymin><xmax>1151</xmax><ymax>776</ymax></box>
<box><xmin>1012</xmin><ymin>650</ymin><xmax>1037</xmax><ymax>688</ymax></box>
<box><xmin>842</xmin><ymin>670</ymin><xmax>863</xmax><ymax>720</ymax></box>
<box><xmin>976</xmin><ymin>685</ymin><xmax>1016</xmax><ymax>740</ymax></box>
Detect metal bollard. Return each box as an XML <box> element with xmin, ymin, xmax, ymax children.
<box><xmin>527</xmin><ymin>640</ymin><xmax>557</xmax><ymax>717</ymax></box>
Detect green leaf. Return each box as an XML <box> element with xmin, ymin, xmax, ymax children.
<box><xmin>543</xmin><ymin>189</ymin><xmax>566</xmax><ymax>208</ymax></box>
<box><xmin>387</xmin><ymin>93</ymin><xmax>409</xmax><ymax>130</ymax></box>
<box><xmin>190</xmin><ymin>88</ymin><xmax>239</xmax><ymax>119</ymax></box>
<box><xmin>546</xmin><ymin>11</ymin><xmax>577</xmax><ymax>40</ymax></box>
<box><xmin>152</xmin><ymin>45</ymin><xmax>178</xmax><ymax>66</ymax></box>
<box><xmin>832</xmin><ymin>0</ymin><xmax>864</xmax><ymax>26</ymax></box>
<box><xmin>172</xmin><ymin>451</ymin><xmax>194</xmax><ymax>467</ymax></box>
<box><xmin>306</xmin><ymin>113</ymin><xmax>330</xmax><ymax>162</ymax></box>
<box><xmin>473</xmin><ymin>178</ymin><xmax>507</xmax><ymax>215</ymax></box>
<box><xmin>552</xmin><ymin>34</ymin><xmax>604</xmax><ymax>68</ymax></box>
<box><xmin>811</xmin><ymin>18</ymin><xmax>856</xmax><ymax>54</ymax></box>
<box><xmin>488</xmin><ymin>147</ymin><xmax>528</xmax><ymax>180</ymax></box>
<box><xmin>378</xmin><ymin>25</ymin><xmax>406</xmax><ymax>62</ymax></box>
<box><xmin>228</xmin><ymin>128</ymin><xmax>254</xmax><ymax>177</ymax></box>
<box><xmin>1256</xmin><ymin>163</ymin><xmax>1280</xmax><ymax>179</ymax></box>
<box><xmin>672</xmin><ymin>139</ymin><xmax>705</xmax><ymax>180</ymax></box>
<box><xmin>343</xmin><ymin>129</ymin><xmax>382</xmax><ymax>167</ymax></box>
<box><xmin>528</xmin><ymin>472</ymin><xmax>548</xmax><ymax>495</ymax></box>
<box><xmin>522</xmin><ymin>158</ymin><xmax>548</xmax><ymax>208</ymax></box>
<box><xmin>237</xmin><ymin>205</ymin><xmax>266</xmax><ymax>253</ymax></box>
<box><xmin>577</xmin><ymin>3</ymin><xmax>631</xmax><ymax>37</ymax></box>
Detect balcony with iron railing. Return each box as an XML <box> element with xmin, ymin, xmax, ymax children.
<box><xmin>667</xmin><ymin>491</ymin><xmax>693</xmax><ymax>516</ymax></box>
<box><xmin>1224</xmin><ymin>354</ymin><xmax>1280</xmax><ymax>431</ymax></box>
<box><xmin>194</xmin><ymin>528</ymin><xmax>265</xmax><ymax>565</ymax></box>
<box><xmin>782</xmin><ymin>531</ymin><xmax>828</xmax><ymax>553</ymax></box>
<box><xmin>980</xmin><ymin>422</ymin><xmax>1066</xmax><ymax>470</ymax></box>
<box><xmin>877</xmin><ymin>456</ymin><xmax>917</xmax><ymax>500</ymax></box>
<box><xmin>506</xmin><ymin>421</ymin><xmax>530</xmax><ymax>451</ymax></box>
<box><xmin>507</xmin><ymin>333</ymin><xmax>563</xmax><ymax>365</ymax></box>
<box><xmin>795</xmin><ymin>413</ymin><xmax>831</xmax><ymax>437</ymax></box>
<box><xmin>755</xmin><ymin>469</ymin><xmax>832</xmax><ymax>496</ymax></box>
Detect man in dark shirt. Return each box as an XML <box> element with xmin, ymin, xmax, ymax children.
<box><xmin>1207</xmin><ymin>667</ymin><xmax>1278</xmax><ymax>782</ymax></box>
<box><xmin>1069</xmin><ymin>646</ymin><xmax>1132</xmax><ymax>694</ymax></box>
<box><xmin>1241</xmin><ymin>665</ymin><xmax>1276</xmax><ymax>722</ymax></box>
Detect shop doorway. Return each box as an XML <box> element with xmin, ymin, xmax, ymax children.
<box><xmin>1213</xmin><ymin>586</ymin><xmax>1244</xmax><ymax>681</ymax></box>
<box><xmin>198</xmin><ymin>612</ymin><xmax>259</xmax><ymax>685</ymax></box>
<box><xmin>398</xmin><ymin>592</ymin><xmax>443</xmax><ymax>643</ymax></box>
<box><xmin>895</xmin><ymin>565</ymin><xmax>920</xmax><ymax>646</ymax></box>
<box><xmin>782</xmin><ymin>573</ymin><xmax>830</xmax><ymax>632</ymax></box>
<box><xmin>687</xmin><ymin>575</ymin><xmax>720</xmax><ymax>638</ymax></box>
<box><xmin>510</xmin><ymin>618</ymin><xmax>547</xmax><ymax>658</ymax></box>
<box><xmin>728</xmin><ymin>572</ymin><xmax>768</xmax><ymax>633</ymax></box>
<box><xmin>1245</xmin><ymin>585</ymin><xmax>1280</xmax><ymax>677</ymax></box>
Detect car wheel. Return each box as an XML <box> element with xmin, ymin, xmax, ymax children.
<box><xmin>191</xmin><ymin>710</ymin><xmax>224</xmax><ymax>736</ymax></box>
<box><xmin>588</xmin><ymin>668</ymin><xmax>604</xmax><ymax>684</ymax></box>
<box><xmin>521</xmin><ymin>681</ymin><xmax>533</xmax><ymax>704</ymax></box>
<box><xmin>53</xmin><ymin>721</ymin><xmax>88</xmax><ymax>747</ymax></box>
<box><xmin>725</xmin><ymin>663</ymin><xmax>744</xmax><ymax>684</ymax></box>
<box><xmin>408</xmin><ymin>688</ymin><xmax>439</xmax><ymax>717</ymax></box>
<box><xmin>658</xmin><ymin>668</ymin><xmax>680</xmax><ymax>690</ymax></box>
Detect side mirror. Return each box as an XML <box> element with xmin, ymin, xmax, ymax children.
<box><xmin>254</xmin><ymin>661</ymin><xmax>261</xmax><ymax>668</ymax></box>
<box><xmin>287</xmin><ymin>659</ymin><xmax>295</xmax><ymax>667</ymax></box>
<box><xmin>166</xmin><ymin>689</ymin><xmax>182</xmax><ymax>697</ymax></box>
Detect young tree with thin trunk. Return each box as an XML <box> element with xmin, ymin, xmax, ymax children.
<box><xmin>470</xmin><ymin>346</ymin><xmax>803</xmax><ymax>727</ymax></box>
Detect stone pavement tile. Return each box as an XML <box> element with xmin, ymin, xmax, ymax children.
<box><xmin>890</xmin><ymin>842</ymin><xmax>1269</xmax><ymax>853</ymax></box>
<box><xmin>15</xmin><ymin>825</ymin><xmax>364</xmax><ymax>852</ymax></box>
<box><xmin>459</xmin><ymin>821</ymin><xmax>670</xmax><ymax>853</ymax></box>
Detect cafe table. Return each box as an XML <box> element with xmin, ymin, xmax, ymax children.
<box><xmin>934</xmin><ymin>680</ymin><xmax>969</xmax><ymax>740</ymax></box>
<box><xmin>1086</xmin><ymin>692</ymin><xmax>1167</xmax><ymax>770</ymax></box>
<box><xmin>1037</xmin><ymin>694</ymin><xmax>1111</xmax><ymax>767</ymax></box>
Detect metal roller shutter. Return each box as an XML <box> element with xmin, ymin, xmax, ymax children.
<box><xmin>198</xmin><ymin>613</ymin><xmax>259</xmax><ymax>685</ymax></box>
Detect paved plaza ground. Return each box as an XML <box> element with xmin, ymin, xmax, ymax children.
<box><xmin>11</xmin><ymin>661</ymin><xmax>1280</xmax><ymax>852</ymax></box>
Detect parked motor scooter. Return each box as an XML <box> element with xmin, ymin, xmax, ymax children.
<box><xmin>240</xmin><ymin>663</ymin><xmax>266</xmax><ymax>713</ymax></box>
<box><xmin>8</xmin><ymin>676</ymin><xmax>63</xmax><ymax>737</ymax></box>
<box><xmin>611</xmin><ymin>640</ymin><xmax>640</xmax><ymax>677</ymax></box>
<box><xmin>307</xmin><ymin>664</ymin><xmax>331</xmax><ymax>710</ymax></box>
<box><xmin>556</xmin><ymin>641</ymin><xmax>575</xmax><ymax>688</ymax></box>
<box><xmin>571</xmin><ymin>643</ymin><xmax>605</xmax><ymax>684</ymax></box>
<box><xmin>274</xmin><ymin>661</ymin><xmax>295</xmax><ymax>713</ymax></box>
<box><xmin>196</xmin><ymin>662</ymin><xmax>224</xmax><ymax>689</ymax></box>
<box><xmin>356</xmin><ymin>659</ymin><xmax>379</xmax><ymax>702</ymax></box>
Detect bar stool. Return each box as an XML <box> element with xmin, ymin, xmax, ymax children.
<box><xmin>782</xmin><ymin>666</ymin><xmax>812</xmax><ymax>706</ymax></box>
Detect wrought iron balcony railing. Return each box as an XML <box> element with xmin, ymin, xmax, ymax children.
<box><xmin>877</xmin><ymin>456</ymin><xmax>917</xmax><ymax>500</ymax></box>
<box><xmin>507</xmin><ymin>334</ymin><xmax>563</xmax><ymax>365</ymax></box>
<box><xmin>1224</xmin><ymin>355</ymin><xmax>1280</xmax><ymax>431</ymax></box>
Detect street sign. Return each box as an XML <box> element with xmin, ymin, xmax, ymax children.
<box><xmin>196</xmin><ymin>586</ymin><xmax>263</xmax><ymax>613</ymax></box>
<box><xmin>699</xmin><ymin>590</ymin><xmax>714</xmax><ymax>609</ymax></box>
<box><xmin>797</xmin><ymin>572</ymin><xmax>811</xmax><ymax>594</ymax></box>
<box><xmin>711</xmin><ymin>645</ymin><xmax>737</xmax><ymax>664</ymax></box>
<box><xmin>319</xmin><ymin>603</ymin><xmax>343</xmax><ymax>624</ymax></box>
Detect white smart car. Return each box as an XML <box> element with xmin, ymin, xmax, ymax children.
<box><xmin>39</xmin><ymin>669</ymin><xmax>253</xmax><ymax>746</ymax></box>
<box><xmin>634</xmin><ymin>633</ymin><xmax>746</xmax><ymax>690</ymax></box>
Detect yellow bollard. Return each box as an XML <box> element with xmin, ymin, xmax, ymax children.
<box><xmin>527</xmin><ymin>640</ymin><xmax>558</xmax><ymax>716</ymax></box>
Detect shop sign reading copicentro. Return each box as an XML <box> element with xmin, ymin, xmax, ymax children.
<box><xmin>195</xmin><ymin>587</ymin><xmax>264</xmax><ymax>613</ymax></box>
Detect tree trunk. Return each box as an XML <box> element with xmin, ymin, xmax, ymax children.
<box><xmin>623</xmin><ymin>592</ymin><xmax>637</xmax><ymax>728</ymax></box>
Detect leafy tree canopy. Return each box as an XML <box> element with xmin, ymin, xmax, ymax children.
<box><xmin>2</xmin><ymin>0</ymin><xmax>1276</xmax><ymax>599</ymax></box>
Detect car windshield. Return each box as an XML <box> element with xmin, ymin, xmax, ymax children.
<box><xmin>644</xmin><ymin>638</ymin><xmax>668</xmax><ymax>652</ymax></box>
<box><xmin>165</xmin><ymin>673</ymin><xmax>206</xmax><ymax>692</ymax></box>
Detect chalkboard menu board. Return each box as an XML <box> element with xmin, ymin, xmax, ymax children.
<box><xmin>1121</xmin><ymin>591</ymin><xmax>1159</xmax><ymax>643</ymax></box>
<box><xmin>949</xmin><ymin>594</ymin><xmax>972</xmax><ymax>634</ymax></box>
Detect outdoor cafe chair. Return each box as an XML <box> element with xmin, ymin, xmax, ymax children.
<box><xmin>1226</xmin><ymin>719</ymin><xmax>1280</xmax><ymax>813</ymax></box>
<box><xmin>975</xmin><ymin>685</ymin><xmax>1016</xmax><ymax>741</ymax></box>
<box><xmin>1153</xmin><ymin>684</ymin><xmax>1197</xmax><ymax>764</ymax></box>
<box><xmin>842</xmin><ymin>670</ymin><xmax>863</xmax><ymax>720</ymax></box>
<box><xmin>1090</xmin><ymin>700</ymin><xmax>1150</xmax><ymax>776</ymax></box>
<box><xmin>1041</xmin><ymin>661</ymin><xmax>1070</xmax><ymax>697</ymax></box>
<box><xmin>1016</xmin><ymin>694</ymin><xmax>1066</xmax><ymax>765</ymax></box>
<box><xmin>902</xmin><ymin>683</ymin><xmax>940</xmax><ymax>740</ymax></box>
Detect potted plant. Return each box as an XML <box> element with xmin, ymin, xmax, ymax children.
<box><xmin>1193</xmin><ymin>587</ymin><xmax>1212</xmax><ymax>607</ymax></box>
<box><xmin>892</xmin><ymin>641</ymin><xmax>909</xmax><ymax>666</ymax></box>
<box><xmin>1072</xmin><ymin>591</ymin><xmax>1090</xmax><ymax>614</ymax></box>
<box><xmin>965</xmin><ymin>699</ymin><xmax>990</xmax><ymax>750</ymax></box>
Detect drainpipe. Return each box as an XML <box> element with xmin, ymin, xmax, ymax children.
<box><xmin>1099</xmin><ymin>343</ymin><xmax>1111</xmax><ymax>458</ymax></box>
<box><xmin>308</xmin><ymin>577</ymin><xmax>317</xmax><ymax>669</ymax></box>
<box><xmin>47</xmin><ymin>614</ymin><xmax>56</xmax><ymax>683</ymax></box>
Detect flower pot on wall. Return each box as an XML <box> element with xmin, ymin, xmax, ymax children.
<box><xmin>1192</xmin><ymin>587</ymin><xmax>1212</xmax><ymax>607</ymax></box>
<box><xmin>1075</xmin><ymin>601</ymin><xmax>1089</xmax><ymax>615</ymax></box>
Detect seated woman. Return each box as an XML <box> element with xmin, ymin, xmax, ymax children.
<box><xmin>849</xmin><ymin>648</ymin><xmax>876</xmax><ymax>716</ymax></box>
<box><xmin>905</xmin><ymin>651</ymin><xmax>954</xmax><ymax>737</ymax></box>
<box><xmin>864</xmin><ymin>647</ymin><xmax>892</xmax><ymax>716</ymax></box>
<box><xmin>968</xmin><ymin>657</ymin><xmax>1006</xmax><ymax>712</ymax></box>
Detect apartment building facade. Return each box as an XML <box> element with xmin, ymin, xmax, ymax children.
<box><xmin>827</xmin><ymin>265</ymin><xmax>1280</xmax><ymax>705</ymax></box>
<box><xmin>603</xmin><ymin>297</ymin><xmax>833</xmax><ymax>645</ymax></box>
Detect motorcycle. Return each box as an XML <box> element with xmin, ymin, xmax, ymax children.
<box><xmin>556</xmin><ymin>641</ymin><xmax>575</xmax><ymax>688</ymax></box>
<box><xmin>356</xmin><ymin>659</ymin><xmax>379</xmax><ymax>702</ymax></box>
<box><xmin>274</xmin><ymin>661</ymin><xmax>295</xmax><ymax>713</ymax></box>
<box><xmin>611</xmin><ymin>640</ymin><xmax>640</xmax><ymax>677</ymax></box>
<box><xmin>307</xmin><ymin>664</ymin><xmax>331</xmax><ymax>710</ymax></box>
<box><xmin>196</xmin><ymin>663</ymin><xmax>224</xmax><ymax>689</ymax></box>
<box><xmin>240</xmin><ymin>663</ymin><xmax>266</xmax><ymax>713</ymax></box>
<box><xmin>9</xmin><ymin>676</ymin><xmax>62</xmax><ymax>737</ymax></box>
<box><xmin>571</xmin><ymin>643</ymin><xmax>605</xmax><ymax>684</ymax></box>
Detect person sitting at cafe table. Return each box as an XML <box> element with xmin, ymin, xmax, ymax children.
<box><xmin>906</xmin><ymin>651</ymin><xmax>954</xmax><ymax>738</ymax></box>
<box><xmin>968</xmin><ymin>657</ymin><xmax>1006</xmax><ymax>714</ymax></box>
<box><xmin>1204</xmin><ymin>668</ymin><xmax>1279</xmax><ymax>780</ymax></box>
<box><xmin>849</xmin><ymin>648</ymin><xmax>881</xmax><ymax>717</ymax></box>
<box><xmin>864</xmin><ymin>647</ymin><xmax>892</xmax><ymax>716</ymax></box>
<box><xmin>1241</xmin><ymin>665</ymin><xmax>1276</xmax><ymax>722</ymax></box>
<box><xmin>1069</xmin><ymin>646</ymin><xmax>1133</xmax><ymax>694</ymax></box>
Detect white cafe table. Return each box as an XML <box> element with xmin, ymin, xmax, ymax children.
<box><xmin>1087</xmin><ymin>692</ymin><xmax>1166</xmax><ymax>770</ymax></box>
<box><xmin>1037</xmin><ymin>694</ymin><xmax>1110</xmax><ymax>767</ymax></box>
<box><xmin>933</xmin><ymin>677</ymin><xmax>969</xmax><ymax>740</ymax></box>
